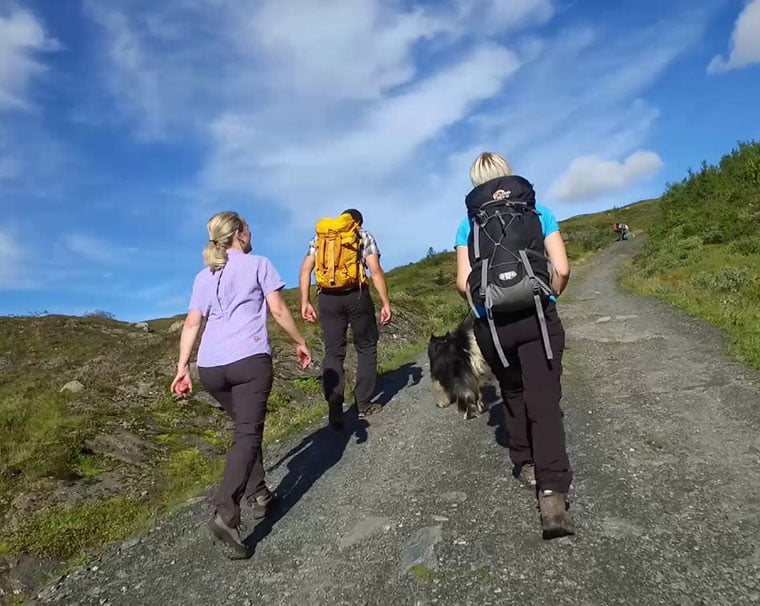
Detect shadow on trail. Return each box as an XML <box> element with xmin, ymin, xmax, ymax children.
<box><xmin>483</xmin><ymin>383</ymin><xmax>509</xmax><ymax>449</ymax></box>
<box><xmin>243</xmin><ymin>409</ymin><xmax>370</xmax><ymax>555</ymax></box>
<box><xmin>371</xmin><ymin>362</ymin><xmax>423</xmax><ymax>406</ymax></box>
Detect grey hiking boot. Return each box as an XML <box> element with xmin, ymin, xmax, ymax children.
<box><xmin>207</xmin><ymin>515</ymin><xmax>248</xmax><ymax>558</ymax></box>
<box><xmin>538</xmin><ymin>490</ymin><xmax>575</xmax><ymax>540</ymax></box>
<box><xmin>518</xmin><ymin>464</ymin><xmax>537</xmax><ymax>490</ymax></box>
<box><xmin>250</xmin><ymin>488</ymin><xmax>274</xmax><ymax>520</ymax></box>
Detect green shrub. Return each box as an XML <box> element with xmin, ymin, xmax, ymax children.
<box><xmin>628</xmin><ymin>141</ymin><xmax>760</xmax><ymax>369</ymax></box>
<box><xmin>691</xmin><ymin>266</ymin><xmax>755</xmax><ymax>293</ymax></box>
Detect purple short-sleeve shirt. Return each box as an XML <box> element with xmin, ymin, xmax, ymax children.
<box><xmin>188</xmin><ymin>250</ymin><xmax>285</xmax><ymax>368</ymax></box>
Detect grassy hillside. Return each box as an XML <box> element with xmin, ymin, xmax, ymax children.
<box><xmin>0</xmin><ymin>253</ymin><xmax>466</xmax><ymax>581</ymax></box>
<box><xmin>623</xmin><ymin>142</ymin><xmax>760</xmax><ymax>368</ymax></box>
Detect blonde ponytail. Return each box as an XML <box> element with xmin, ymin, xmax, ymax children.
<box><xmin>202</xmin><ymin>211</ymin><xmax>243</xmax><ymax>272</ymax></box>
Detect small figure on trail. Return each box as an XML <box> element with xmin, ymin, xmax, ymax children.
<box><xmin>455</xmin><ymin>152</ymin><xmax>575</xmax><ymax>539</ymax></box>
<box><xmin>171</xmin><ymin>211</ymin><xmax>312</xmax><ymax>558</ymax></box>
<box><xmin>299</xmin><ymin>209</ymin><xmax>392</xmax><ymax>427</ymax></box>
<box><xmin>613</xmin><ymin>222</ymin><xmax>631</xmax><ymax>241</ymax></box>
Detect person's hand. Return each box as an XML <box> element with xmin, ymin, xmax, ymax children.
<box><xmin>379</xmin><ymin>304</ymin><xmax>392</xmax><ymax>325</ymax></box>
<box><xmin>301</xmin><ymin>302</ymin><xmax>317</xmax><ymax>323</ymax></box>
<box><xmin>296</xmin><ymin>344</ymin><xmax>312</xmax><ymax>369</ymax></box>
<box><xmin>171</xmin><ymin>366</ymin><xmax>192</xmax><ymax>397</ymax></box>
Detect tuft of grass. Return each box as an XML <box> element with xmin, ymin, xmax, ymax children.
<box><xmin>378</xmin><ymin>341</ymin><xmax>428</xmax><ymax>375</ymax></box>
<box><xmin>291</xmin><ymin>377</ymin><xmax>322</xmax><ymax>394</ymax></box>
<box><xmin>161</xmin><ymin>447</ymin><xmax>224</xmax><ymax>507</ymax></box>
<box><xmin>200</xmin><ymin>429</ymin><xmax>231</xmax><ymax>451</ymax></box>
<box><xmin>409</xmin><ymin>564</ymin><xmax>436</xmax><ymax>582</ymax></box>
<box><xmin>264</xmin><ymin>401</ymin><xmax>329</xmax><ymax>445</ymax></box>
<box><xmin>72</xmin><ymin>453</ymin><xmax>107</xmax><ymax>480</ymax></box>
<box><xmin>0</xmin><ymin>388</ymin><xmax>85</xmax><ymax>483</ymax></box>
<box><xmin>1</xmin><ymin>497</ymin><xmax>150</xmax><ymax>560</ymax></box>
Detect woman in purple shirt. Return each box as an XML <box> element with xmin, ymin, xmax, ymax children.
<box><xmin>171</xmin><ymin>211</ymin><xmax>312</xmax><ymax>557</ymax></box>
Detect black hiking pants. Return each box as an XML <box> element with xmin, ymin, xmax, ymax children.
<box><xmin>198</xmin><ymin>353</ymin><xmax>273</xmax><ymax>527</ymax></box>
<box><xmin>474</xmin><ymin>303</ymin><xmax>573</xmax><ymax>493</ymax></box>
<box><xmin>318</xmin><ymin>287</ymin><xmax>379</xmax><ymax>408</ymax></box>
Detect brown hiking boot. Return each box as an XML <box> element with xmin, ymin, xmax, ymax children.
<box><xmin>357</xmin><ymin>401</ymin><xmax>382</xmax><ymax>417</ymax></box>
<box><xmin>538</xmin><ymin>490</ymin><xmax>575</xmax><ymax>540</ymax></box>
<box><xmin>250</xmin><ymin>488</ymin><xmax>274</xmax><ymax>520</ymax></box>
<box><xmin>207</xmin><ymin>515</ymin><xmax>248</xmax><ymax>558</ymax></box>
<box><xmin>518</xmin><ymin>464</ymin><xmax>536</xmax><ymax>490</ymax></box>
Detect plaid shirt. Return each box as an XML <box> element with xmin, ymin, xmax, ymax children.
<box><xmin>307</xmin><ymin>228</ymin><xmax>380</xmax><ymax>263</ymax></box>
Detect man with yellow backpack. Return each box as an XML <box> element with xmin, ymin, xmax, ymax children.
<box><xmin>299</xmin><ymin>209</ymin><xmax>392</xmax><ymax>427</ymax></box>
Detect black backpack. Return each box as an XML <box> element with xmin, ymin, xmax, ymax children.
<box><xmin>465</xmin><ymin>175</ymin><xmax>555</xmax><ymax>367</ymax></box>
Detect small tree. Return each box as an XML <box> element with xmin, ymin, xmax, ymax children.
<box><xmin>84</xmin><ymin>309</ymin><xmax>116</xmax><ymax>320</ymax></box>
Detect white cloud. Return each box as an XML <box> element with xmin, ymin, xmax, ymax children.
<box><xmin>549</xmin><ymin>151</ymin><xmax>664</xmax><ymax>201</ymax></box>
<box><xmin>202</xmin><ymin>43</ymin><xmax>520</xmax><ymax>213</ymax></box>
<box><xmin>0</xmin><ymin>8</ymin><xmax>59</xmax><ymax>110</ymax></box>
<box><xmin>63</xmin><ymin>233</ymin><xmax>113</xmax><ymax>264</ymax></box>
<box><xmin>0</xmin><ymin>153</ymin><xmax>19</xmax><ymax>180</ymax></box>
<box><xmin>708</xmin><ymin>0</ymin><xmax>760</xmax><ymax>73</ymax></box>
<box><xmin>240</xmin><ymin>0</ymin><xmax>446</xmax><ymax>101</ymax></box>
<box><xmin>61</xmin><ymin>232</ymin><xmax>186</xmax><ymax>270</ymax></box>
<box><xmin>458</xmin><ymin>0</ymin><xmax>554</xmax><ymax>32</ymax></box>
<box><xmin>82</xmin><ymin>0</ymin><xmax>709</xmax><ymax>268</ymax></box>
<box><xmin>0</xmin><ymin>227</ymin><xmax>33</xmax><ymax>289</ymax></box>
<box><xmin>83</xmin><ymin>0</ymin><xmax>548</xmax><ymax>137</ymax></box>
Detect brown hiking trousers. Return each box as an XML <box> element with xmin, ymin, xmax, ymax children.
<box><xmin>198</xmin><ymin>353</ymin><xmax>273</xmax><ymax>527</ymax></box>
<box><xmin>473</xmin><ymin>303</ymin><xmax>573</xmax><ymax>493</ymax></box>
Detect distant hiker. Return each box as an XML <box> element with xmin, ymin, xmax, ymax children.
<box><xmin>455</xmin><ymin>152</ymin><xmax>575</xmax><ymax>539</ymax></box>
<box><xmin>171</xmin><ymin>211</ymin><xmax>312</xmax><ymax>557</ymax></box>
<box><xmin>613</xmin><ymin>222</ymin><xmax>630</xmax><ymax>241</ymax></box>
<box><xmin>299</xmin><ymin>209</ymin><xmax>391</xmax><ymax>427</ymax></box>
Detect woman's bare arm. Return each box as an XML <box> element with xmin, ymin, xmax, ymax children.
<box><xmin>544</xmin><ymin>231</ymin><xmax>570</xmax><ymax>295</ymax></box>
<box><xmin>456</xmin><ymin>246</ymin><xmax>471</xmax><ymax>297</ymax></box>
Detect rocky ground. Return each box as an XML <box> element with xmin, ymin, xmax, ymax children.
<box><xmin>26</xmin><ymin>240</ymin><xmax>760</xmax><ymax>605</ymax></box>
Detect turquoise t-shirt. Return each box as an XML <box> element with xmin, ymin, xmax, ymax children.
<box><xmin>454</xmin><ymin>203</ymin><xmax>560</xmax><ymax>247</ymax></box>
<box><xmin>454</xmin><ymin>203</ymin><xmax>560</xmax><ymax>316</ymax></box>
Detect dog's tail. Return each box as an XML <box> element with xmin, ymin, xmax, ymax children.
<box><xmin>462</xmin><ymin>321</ymin><xmax>488</xmax><ymax>377</ymax></box>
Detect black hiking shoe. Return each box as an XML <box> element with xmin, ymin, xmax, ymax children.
<box><xmin>207</xmin><ymin>515</ymin><xmax>248</xmax><ymax>558</ymax></box>
<box><xmin>328</xmin><ymin>394</ymin><xmax>345</xmax><ymax>429</ymax></box>
<box><xmin>249</xmin><ymin>488</ymin><xmax>274</xmax><ymax>520</ymax></box>
<box><xmin>538</xmin><ymin>490</ymin><xmax>575</xmax><ymax>540</ymax></box>
<box><xmin>357</xmin><ymin>401</ymin><xmax>382</xmax><ymax>418</ymax></box>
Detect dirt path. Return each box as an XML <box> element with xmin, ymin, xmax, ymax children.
<box><xmin>34</xmin><ymin>241</ymin><xmax>760</xmax><ymax>605</ymax></box>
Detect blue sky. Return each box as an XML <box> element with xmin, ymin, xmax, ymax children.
<box><xmin>1</xmin><ymin>0</ymin><xmax>759</xmax><ymax>321</ymax></box>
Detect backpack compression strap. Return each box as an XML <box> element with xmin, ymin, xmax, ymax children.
<box><xmin>519</xmin><ymin>249</ymin><xmax>554</xmax><ymax>361</ymax></box>
<box><xmin>326</xmin><ymin>235</ymin><xmax>338</xmax><ymax>286</ymax></box>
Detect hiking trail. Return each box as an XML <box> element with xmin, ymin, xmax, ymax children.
<box><xmin>33</xmin><ymin>240</ymin><xmax>760</xmax><ymax>605</ymax></box>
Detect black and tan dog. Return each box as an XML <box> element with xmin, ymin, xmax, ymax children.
<box><xmin>428</xmin><ymin>318</ymin><xmax>490</xmax><ymax>419</ymax></box>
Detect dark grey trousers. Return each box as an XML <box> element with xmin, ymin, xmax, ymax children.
<box><xmin>198</xmin><ymin>353</ymin><xmax>273</xmax><ymax>527</ymax></box>
<box><xmin>318</xmin><ymin>287</ymin><xmax>379</xmax><ymax>407</ymax></box>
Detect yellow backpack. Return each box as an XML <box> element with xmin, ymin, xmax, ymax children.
<box><xmin>314</xmin><ymin>214</ymin><xmax>366</xmax><ymax>290</ymax></box>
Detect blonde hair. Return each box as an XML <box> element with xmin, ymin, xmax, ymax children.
<box><xmin>469</xmin><ymin>152</ymin><xmax>513</xmax><ymax>187</ymax></box>
<box><xmin>203</xmin><ymin>211</ymin><xmax>244</xmax><ymax>272</ymax></box>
